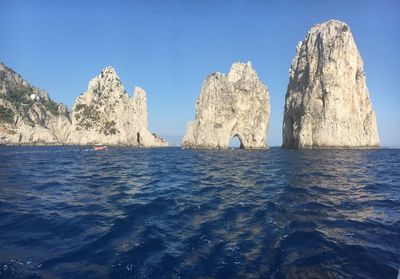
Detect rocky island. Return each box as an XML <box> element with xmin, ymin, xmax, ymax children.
<box><xmin>0</xmin><ymin>63</ymin><xmax>167</xmax><ymax>147</ymax></box>
<box><xmin>282</xmin><ymin>20</ymin><xmax>380</xmax><ymax>149</ymax></box>
<box><xmin>182</xmin><ymin>62</ymin><xmax>270</xmax><ymax>149</ymax></box>
<box><xmin>69</xmin><ymin>67</ymin><xmax>167</xmax><ymax>146</ymax></box>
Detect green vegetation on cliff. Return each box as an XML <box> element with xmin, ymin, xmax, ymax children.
<box><xmin>43</xmin><ymin>99</ymin><xmax>60</xmax><ymax>116</ymax></box>
<box><xmin>4</xmin><ymin>88</ymin><xmax>34</xmax><ymax>108</ymax></box>
<box><xmin>3</xmin><ymin>87</ymin><xmax>60</xmax><ymax>116</ymax></box>
<box><xmin>0</xmin><ymin>105</ymin><xmax>14</xmax><ymax>123</ymax></box>
<box><xmin>102</xmin><ymin>120</ymin><xmax>118</xmax><ymax>135</ymax></box>
<box><xmin>74</xmin><ymin>104</ymin><xmax>100</xmax><ymax>129</ymax></box>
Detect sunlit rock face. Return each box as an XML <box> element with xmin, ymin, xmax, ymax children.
<box><xmin>182</xmin><ymin>62</ymin><xmax>270</xmax><ymax>149</ymax></box>
<box><xmin>282</xmin><ymin>20</ymin><xmax>380</xmax><ymax>149</ymax></box>
<box><xmin>69</xmin><ymin>67</ymin><xmax>167</xmax><ymax>146</ymax></box>
<box><xmin>0</xmin><ymin>63</ymin><xmax>71</xmax><ymax>144</ymax></box>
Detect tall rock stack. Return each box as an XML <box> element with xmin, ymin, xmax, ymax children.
<box><xmin>69</xmin><ymin>67</ymin><xmax>167</xmax><ymax>146</ymax></box>
<box><xmin>282</xmin><ymin>20</ymin><xmax>380</xmax><ymax>149</ymax></box>
<box><xmin>182</xmin><ymin>62</ymin><xmax>270</xmax><ymax>149</ymax></box>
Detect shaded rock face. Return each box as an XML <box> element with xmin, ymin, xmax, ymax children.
<box><xmin>282</xmin><ymin>20</ymin><xmax>380</xmax><ymax>149</ymax></box>
<box><xmin>69</xmin><ymin>67</ymin><xmax>167</xmax><ymax>146</ymax></box>
<box><xmin>0</xmin><ymin>63</ymin><xmax>71</xmax><ymax>144</ymax></box>
<box><xmin>182</xmin><ymin>62</ymin><xmax>270</xmax><ymax>149</ymax></box>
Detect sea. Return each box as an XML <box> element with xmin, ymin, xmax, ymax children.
<box><xmin>0</xmin><ymin>146</ymin><xmax>399</xmax><ymax>279</ymax></box>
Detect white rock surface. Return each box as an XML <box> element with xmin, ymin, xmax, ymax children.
<box><xmin>182</xmin><ymin>62</ymin><xmax>270</xmax><ymax>149</ymax></box>
<box><xmin>68</xmin><ymin>67</ymin><xmax>167</xmax><ymax>147</ymax></box>
<box><xmin>282</xmin><ymin>20</ymin><xmax>380</xmax><ymax>149</ymax></box>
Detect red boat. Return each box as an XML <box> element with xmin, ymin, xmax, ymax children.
<box><xmin>93</xmin><ymin>144</ymin><xmax>108</xmax><ymax>151</ymax></box>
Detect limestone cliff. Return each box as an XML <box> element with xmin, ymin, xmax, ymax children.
<box><xmin>0</xmin><ymin>63</ymin><xmax>71</xmax><ymax>144</ymax></box>
<box><xmin>282</xmin><ymin>20</ymin><xmax>380</xmax><ymax>149</ymax></box>
<box><xmin>182</xmin><ymin>62</ymin><xmax>270</xmax><ymax>149</ymax></box>
<box><xmin>68</xmin><ymin>67</ymin><xmax>167</xmax><ymax>146</ymax></box>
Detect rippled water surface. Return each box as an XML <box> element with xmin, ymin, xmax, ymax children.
<box><xmin>0</xmin><ymin>146</ymin><xmax>399</xmax><ymax>278</ymax></box>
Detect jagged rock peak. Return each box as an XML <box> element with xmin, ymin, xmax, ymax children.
<box><xmin>309</xmin><ymin>19</ymin><xmax>350</xmax><ymax>34</ymax></box>
<box><xmin>85</xmin><ymin>66</ymin><xmax>126</xmax><ymax>100</ymax></box>
<box><xmin>102</xmin><ymin>66</ymin><xmax>118</xmax><ymax>74</ymax></box>
<box><xmin>182</xmin><ymin>61</ymin><xmax>270</xmax><ymax>149</ymax></box>
<box><xmin>133</xmin><ymin>86</ymin><xmax>146</xmax><ymax>98</ymax></box>
<box><xmin>69</xmin><ymin>66</ymin><xmax>167</xmax><ymax>147</ymax></box>
<box><xmin>228</xmin><ymin>61</ymin><xmax>254</xmax><ymax>81</ymax></box>
<box><xmin>282</xmin><ymin>19</ymin><xmax>380</xmax><ymax>149</ymax></box>
<box><xmin>97</xmin><ymin>66</ymin><xmax>122</xmax><ymax>87</ymax></box>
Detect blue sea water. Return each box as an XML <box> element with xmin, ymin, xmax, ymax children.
<box><xmin>0</xmin><ymin>146</ymin><xmax>399</xmax><ymax>279</ymax></box>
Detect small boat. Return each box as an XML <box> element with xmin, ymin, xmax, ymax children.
<box><xmin>93</xmin><ymin>144</ymin><xmax>108</xmax><ymax>151</ymax></box>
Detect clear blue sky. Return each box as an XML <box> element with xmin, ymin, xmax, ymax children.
<box><xmin>1</xmin><ymin>0</ymin><xmax>399</xmax><ymax>146</ymax></box>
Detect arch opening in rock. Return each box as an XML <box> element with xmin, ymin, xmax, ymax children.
<box><xmin>181</xmin><ymin>62</ymin><xmax>270</xmax><ymax>149</ymax></box>
<box><xmin>229</xmin><ymin>134</ymin><xmax>244</xmax><ymax>149</ymax></box>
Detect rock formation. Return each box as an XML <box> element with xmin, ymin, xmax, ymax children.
<box><xmin>0</xmin><ymin>63</ymin><xmax>71</xmax><ymax>144</ymax></box>
<box><xmin>68</xmin><ymin>67</ymin><xmax>167</xmax><ymax>147</ymax></box>
<box><xmin>282</xmin><ymin>20</ymin><xmax>380</xmax><ymax>149</ymax></box>
<box><xmin>0</xmin><ymin>63</ymin><xmax>167</xmax><ymax>147</ymax></box>
<box><xmin>182</xmin><ymin>62</ymin><xmax>270</xmax><ymax>149</ymax></box>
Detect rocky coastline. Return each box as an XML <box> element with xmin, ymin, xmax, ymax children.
<box><xmin>0</xmin><ymin>64</ymin><xmax>167</xmax><ymax>147</ymax></box>
<box><xmin>0</xmin><ymin>20</ymin><xmax>380</xmax><ymax>149</ymax></box>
